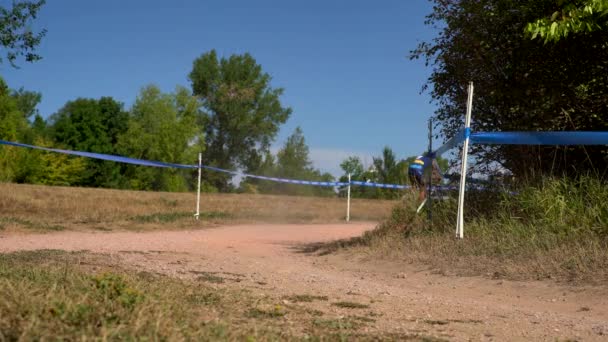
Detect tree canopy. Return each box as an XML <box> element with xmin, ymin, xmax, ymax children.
<box><xmin>411</xmin><ymin>0</ymin><xmax>608</xmax><ymax>179</ymax></box>
<box><xmin>117</xmin><ymin>85</ymin><xmax>204</xmax><ymax>192</ymax></box>
<box><xmin>241</xmin><ymin>127</ymin><xmax>334</xmax><ymax>197</ymax></box>
<box><xmin>48</xmin><ymin>97</ymin><xmax>129</xmax><ymax>187</ymax></box>
<box><xmin>527</xmin><ymin>0</ymin><xmax>608</xmax><ymax>42</ymax></box>
<box><xmin>189</xmin><ymin>50</ymin><xmax>292</xmax><ymax>191</ymax></box>
<box><xmin>0</xmin><ymin>76</ymin><xmax>85</xmax><ymax>185</ymax></box>
<box><xmin>0</xmin><ymin>0</ymin><xmax>46</xmax><ymax>66</ymax></box>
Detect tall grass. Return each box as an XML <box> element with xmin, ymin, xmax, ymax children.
<box><xmin>344</xmin><ymin>176</ymin><xmax>608</xmax><ymax>282</ymax></box>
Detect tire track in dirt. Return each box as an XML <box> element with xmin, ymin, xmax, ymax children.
<box><xmin>1</xmin><ymin>223</ymin><xmax>607</xmax><ymax>341</ymax></box>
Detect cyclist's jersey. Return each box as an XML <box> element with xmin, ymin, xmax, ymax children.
<box><xmin>408</xmin><ymin>155</ymin><xmax>431</xmax><ymax>176</ymax></box>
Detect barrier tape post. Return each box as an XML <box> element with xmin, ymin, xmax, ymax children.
<box><xmin>427</xmin><ymin>118</ymin><xmax>433</xmax><ymax>222</ymax></box>
<box><xmin>456</xmin><ymin>82</ymin><xmax>474</xmax><ymax>239</ymax></box>
<box><xmin>195</xmin><ymin>152</ymin><xmax>202</xmax><ymax>220</ymax></box>
<box><xmin>346</xmin><ymin>173</ymin><xmax>351</xmax><ymax>222</ymax></box>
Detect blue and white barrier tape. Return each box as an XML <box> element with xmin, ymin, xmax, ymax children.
<box><xmin>0</xmin><ymin>139</ymin><xmax>197</xmax><ymax>169</ymax></box>
<box><xmin>433</xmin><ymin>130</ymin><xmax>608</xmax><ymax>157</ymax></box>
<box><xmin>0</xmin><ymin>139</ymin><xmax>357</xmax><ymax>189</ymax></box>
<box><xmin>433</xmin><ymin>127</ymin><xmax>468</xmax><ymax>157</ymax></box>
<box><xmin>350</xmin><ymin>181</ymin><xmax>410</xmax><ymax>190</ymax></box>
<box><xmin>470</xmin><ymin>131</ymin><xmax>608</xmax><ymax>145</ymax></box>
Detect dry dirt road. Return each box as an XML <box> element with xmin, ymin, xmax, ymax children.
<box><xmin>1</xmin><ymin>223</ymin><xmax>607</xmax><ymax>341</ymax></box>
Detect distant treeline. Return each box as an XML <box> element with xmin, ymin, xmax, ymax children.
<box><xmin>0</xmin><ymin>53</ymin><xmax>432</xmax><ymax>199</ymax></box>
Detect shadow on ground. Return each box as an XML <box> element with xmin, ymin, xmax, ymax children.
<box><xmin>289</xmin><ymin>235</ymin><xmax>367</xmax><ymax>256</ymax></box>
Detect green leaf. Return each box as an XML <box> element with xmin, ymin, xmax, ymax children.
<box><xmin>550</xmin><ymin>22</ymin><xmax>558</xmax><ymax>36</ymax></box>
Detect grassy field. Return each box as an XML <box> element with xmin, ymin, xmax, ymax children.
<box><xmin>0</xmin><ymin>250</ymin><xmax>442</xmax><ymax>341</ymax></box>
<box><xmin>315</xmin><ymin>177</ymin><xmax>608</xmax><ymax>284</ymax></box>
<box><xmin>0</xmin><ymin>182</ymin><xmax>396</xmax><ymax>232</ymax></box>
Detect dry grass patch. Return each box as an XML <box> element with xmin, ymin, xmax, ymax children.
<box><xmin>0</xmin><ymin>250</ymin><xmax>415</xmax><ymax>341</ymax></box>
<box><xmin>304</xmin><ymin>179</ymin><xmax>608</xmax><ymax>284</ymax></box>
<box><xmin>315</xmin><ymin>218</ymin><xmax>608</xmax><ymax>284</ymax></box>
<box><xmin>285</xmin><ymin>294</ymin><xmax>329</xmax><ymax>303</ymax></box>
<box><xmin>332</xmin><ymin>301</ymin><xmax>370</xmax><ymax>309</ymax></box>
<box><xmin>0</xmin><ymin>183</ymin><xmax>395</xmax><ymax>232</ymax></box>
<box><xmin>297</xmin><ymin>177</ymin><xmax>608</xmax><ymax>284</ymax></box>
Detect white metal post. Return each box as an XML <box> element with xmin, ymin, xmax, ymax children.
<box><xmin>427</xmin><ymin>118</ymin><xmax>433</xmax><ymax>222</ymax></box>
<box><xmin>456</xmin><ymin>82</ymin><xmax>474</xmax><ymax>239</ymax></box>
<box><xmin>346</xmin><ymin>173</ymin><xmax>351</xmax><ymax>222</ymax></box>
<box><xmin>195</xmin><ymin>152</ymin><xmax>202</xmax><ymax>220</ymax></box>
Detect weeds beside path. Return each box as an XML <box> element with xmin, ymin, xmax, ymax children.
<box><xmin>322</xmin><ymin>177</ymin><xmax>608</xmax><ymax>285</ymax></box>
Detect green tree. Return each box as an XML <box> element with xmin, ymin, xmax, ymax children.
<box><xmin>118</xmin><ymin>85</ymin><xmax>204</xmax><ymax>192</ymax></box>
<box><xmin>50</xmin><ymin>98</ymin><xmax>126</xmax><ymax>153</ymax></box>
<box><xmin>0</xmin><ymin>78</ymin><xmax>28</xmax><ymax>142</ymax></box>
<box><xmin>0</xmin><ymin>79</ymin><xmax>86</xmax><ymax>186</ymax></box>
<box><xmin>23</xmin><ymin>137</ymin><xmax>86</xmax><ymax>186</ymax></box>
<box><xmin>0</xmin><ymin>77</ymin><xmax>31</xmax><ymax>181</ymax></box>
<box><xmin>373</xmin><ymin>147</ymin><xmax>404</xmax><ymax>184</ymax></box>
<box><xmin>49</xmin><ymin>97</ymin><xmax>129</xmax><ymax>187</ymax></box>
<box><xmin>527</xmin><ymin>0</ymin><xmax>608</xmax><ymax>43</ymax></box>
<box><xmin>189</xmin><ymin>50</ymin><xmax>292</xmax><ymax>191</ymax></box>
<box><xmin>338</xmin><ymin>156</ymin><xmax>376</xmax><ymax>198</ymax></box>
<box><xmin>245</xmin><ymin>127</ymin><xmax>334</xmax><ymax>196</ymax></box>
<box><xmin>276</xmin><ymin>127</ymin><xmax>311</xmax><ymax>178</ymax></box>
<box><xmin>340</xmin><ymin>156</ymin><xmax>365</xmax><ymax>179</ymax></box>
<box><xmin>0</xmin><ymin>0</ymin><xmax>46</xmax><ymax>66</ymax></box>
<box><xmin>370</xmin><ymin>147</ymin><xmax>409</xmax><ymax>199</ymax></box>
<box><xmin>10</xmin><ymin>87</ymin><xmax>42</xmax><ymax>143</ymax></box>
<box><xmin>11</xmin><ymin>87</ymin><xmax>41</xmax><ymax>119</ymax></box>
<box><xmin>239</xmin><ymin>150</ymin><xmax>276</xmax><ymax>194</ymax></box>
<box><xmin>411</xmin><ymin>0</ymin><xmax>608</xmax><ymax>179</ymax></box>
<box><xmin>339</xmin><ymin>147</ymin><xmax>405</xmax><ymax>199</ymax></box>
<box><xmin>31</xmin><ymin>113</ymin><xmax>46</xmax><ymax>136</ymax></box>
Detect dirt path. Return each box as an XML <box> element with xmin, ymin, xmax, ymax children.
<box><xmin>1</xmin><ymin>223</ymin><xmax>607</xmax><ymax>341</ymax></box>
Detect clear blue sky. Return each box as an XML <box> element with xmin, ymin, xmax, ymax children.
<box><xmin>2</xmin><ymin>0</ymin><xmax>439</xmax><ymax>177</ymax></box>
